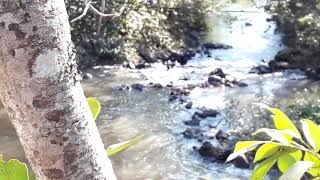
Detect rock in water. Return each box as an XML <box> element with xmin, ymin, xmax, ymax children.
<box><xmin>181</xmin><ymin>127</ymin><xmax>204</xmax><ymax>140</ymax></box>
<box><xmin>209</xmin><ymin>68</ymin><xmax>227</xmax><ymax>78</ymax></box>
<box><xmin>82</xmin><ymin>73</ymin><xmax>93</xmax><ymax>80</ymax></box>
<box><xmin>184</xmin><ymin>114</ymin><xmax>202</xmax><ymax>126</ymax></box>
<box><xmin>197</xmin><ymin>141</ymin><xmax>231</xmax><ymax>161</ymax></box>
<box><xmin>131</xmin><ymin>83</ymin><xmax>144</xmax><ymax>91</ymax></box>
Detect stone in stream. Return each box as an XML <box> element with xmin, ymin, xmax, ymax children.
<box><xmin>194</xmin><ymin>108</ymin><xmax>219</xmax><ymax>118</ymax></box>
<box><xmin>207</xmin><ymin>75</ymin><xmax>223</xmax><ymax>86</ymax></box>
<box><xmin>184</xmin><ymin>114</ymin><xmax>202</xmax><ymax>126</ymax></box>
<box><xmin>232</xmin><ymin>81</ymin><xmax>248</xmax><ymax>87</ymax></box>
<box><xmin>131</xmin><ymin>83</ymin><xmax>144</xmax><ymax>91</ymax></box>
<box><xmin>209</xmin><ymin>68</ymin><xmax>227</xmax><ymax>78</ymax></box>
<box><xmin>150</xmin><ymin>83</ymin><xmax>163</xmax><ymax>89</ymax></box>
<box><xmin>184</xmin><ymin>101</ymin><xmax>193</xmax><ymax>109</ymax></box>
<box><xmin>181</xmin><ymin>127</ymin><xmax>204</xmax><ymax>140</ymax></box>
<box><xmin>82</xmin><ymin>73</ymin><xmax>93</xmax><ymax>80</ymax></box>
<box><xmin>117</xmin><ymin>84</ymin><xmax>130</xmax><ymax>91</ymax></box>
<box><xmin>197</xmin><ymin>141</ymin><xmax>232</xmax><ymax>162</ymax></box>
<box><xmin>202</xmin><ymin>43</ymin><xmax>233</xmax><ymax>50</ymax></box>
<box><xmin>249</xmin><ymin>65</ymin><xmax>273</xmax><ymax>74</ymax></box>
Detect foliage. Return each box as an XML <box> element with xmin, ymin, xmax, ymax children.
<box><xmin>0</xmin><ymin>155</ymin><xmax>30</xmax><ymax>180</ymax></box>
<box><xmin>65</xmin><ymin>0</ymin><xmax>213</xmax><ymax>67</ymax></box>
<box><xmin>226</xmin><ymin>105</ymin><xmax>320</xmax><ymax>180</ymax></box>
<box><xmin>286</xmin><ymin>88</ymin><xmax>320</xmax><ymax>124</ymax></box>
<box><xmin>106</xmin><ymin>129</ymin><xmax>152</xmax><ymax>156</ymax></box>
<box><xmin>87</xmin><ymin>97</ymin><xmax>101</xmax><ymax>121</ymax></box>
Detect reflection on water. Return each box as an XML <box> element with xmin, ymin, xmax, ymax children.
<box><xmin>0</xmin><ymin>0</ymin><xmax>316</xmax><ymax>179</ymax></box>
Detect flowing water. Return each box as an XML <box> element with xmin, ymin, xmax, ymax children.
<box><xmin>0</xmin><ymin>0</ymin><xmax>318</xmax><ymax>179</ymax></box>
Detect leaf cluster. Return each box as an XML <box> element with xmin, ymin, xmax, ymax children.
<box><xmin>227</xmin><ymin>105</ymin><xmax>320</xmax><ymax>180</ymax></box>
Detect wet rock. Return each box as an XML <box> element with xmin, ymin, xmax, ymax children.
<box><xmin>208</xmin><ymin>75</ymin><xmax>223</xmax><ymax>86</ymax></box>
<box><xmin>197</xmin><ymin>141</ymin><xmax>232</xmax><ymax>161</ymax></box>
<box><xmin>167</xmin><ymin>50</ymin><xmax>195</xmax><ymax>66</ymax></box>
<box><xmin>209</xmin><ymin>68</ymin><xmax>226</xmax><ymax>78</ymax></box>
<box><xmin>138</xmin><ymin>48</ymin><xmax>156</xmax><ymax>63</ymax></box>
<box><xmin>233</xmin><ymin>157</ymin><xmax>250</xmax><ymax>169</ymax></box>
<box><xmin>181</xmin><ymin>127</ymin><xmax>204</xmax><ymax>140</ymax></box>
<box><xmin>245</xmin><ymin>22</ymin><xmax>252</xmax><ymax>26</ymax></box>
<box><xmin>305</xmin><ymin>68</ymin><xmax>320</xmax><ymax>80</ymax></box>
<box><xmin>268</xmin><ymin>60</ymin><xmax>290</xmax><ymax>71</ymax></box>
<box><xmin>184</xmin><ymin>101</ymin><xmax>193</xmax><ymax>109</ymax></box>
<box><xmin>168</xmin><ymin>95</ymin><xmax>178</xmax><ymax>102</ymax></box>
<box><xmin>232</xmin><ymin>81</ymin><xmax>248</xmax><ymax>87</ymax></box>
<box><xmin>184</xmin><ymin>114</ymin><xmax>202</xmax><ymax>126</ymax></box>
<box><xmin>82</xmin><ymin>73</ymin><xmax>93</xmax><ymax>80</ymax></box>
<box><xmin>216</xmin><ymin>130</ymin><xmax>229</xmax><ymax>143</ymax></box>
<box><xmin>150</xmin><ymin>83</ymin><xmax>163</xmax><ymax>89</ymax></box>
<box><xmin>117</xmin><ymin>84</ymin><xmax>130</xmax><ymax>91</ymax></box>
<box><xmin>128</xmin><ymin>62</ymin><xmax>136</xmax><ymax>69</ymax></box>
<box><xmin>195</xmin><ymin>108</ymin><xmax>219</xmax><ymax>118</ymax></box>
<box><xmin>202</xmin><ymin>43</ymin><xmax>233</xmax><ymax>50</ymax></box>
<box><xmin>249</xmin><ymin>65</ymin><xmax>273</xmax><ymax>74</ymax></box>
<box><xmin>131</xmin><ymin>83</ymin><xmax>144</xmax><ymax>91</ymax></box>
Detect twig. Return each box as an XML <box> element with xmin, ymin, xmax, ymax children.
<box><xmin>89</xmin><ymin>4</ymin><xmax>119</xmax><ymax>17</ymax></box>
<box><xmin>70</xmin><ymin>1</ymin><xmax>92</xmax><ymax>23</ymax></box>
<box><xmin>70</xmin><ymin>1</ymin><xmax>120</xmax><ymax>23</ymax></box>
<box><xmin>96</xmin><ymin>0</ymin><xmax>106</xmax><ymax>35</ymax></box>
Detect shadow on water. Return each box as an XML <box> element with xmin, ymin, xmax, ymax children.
<box><xmin>0</xmin><ymin>0</ymin><xmax>319</xmax><ymax>179</ymax></box>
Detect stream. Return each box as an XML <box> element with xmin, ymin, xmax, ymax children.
<box><xmin>0</xmin><ymin>0</ymin><xmax>318</xmax><ymax>179</ymax></box>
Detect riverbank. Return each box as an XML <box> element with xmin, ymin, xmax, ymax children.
<box><xmin>268</xmin><ymin>0</ymin><xmax>320</xmax><ymax>79</ymax></box>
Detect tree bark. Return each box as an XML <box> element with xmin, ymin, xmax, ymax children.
<box><xmin>0</xmin><ymin>1</ymin><xmax>116</xmax><ymax>179</ymax></box>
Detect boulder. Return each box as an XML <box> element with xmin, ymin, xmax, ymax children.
<box><xmin>209</xmin><ymin>68</ymin><xmax>227</xmax><ymax>78</ymax></box>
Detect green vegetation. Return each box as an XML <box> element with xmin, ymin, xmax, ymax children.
<box><xmin>227</xmin><ymin>105</ymin><xmax>320</xmax><ymax>180</ymax></box>
<box><xmin>65</xmin><ymin>0</ymin><xmax>213</xmax><ymax>67</ymax></box>
<box><xmin>0</xmin><ymin>154</ymin><xmax>30</xmax><ymax>180</ymax></box>
<box><xmin>285</xmin><ymin>88</ymin><xmax>320</xmax><ymax>124</ymax></box>
<box><xmin>269</xmin><ymin>0</ymin><xmax>320</xmax><ymax>73</ymax></box>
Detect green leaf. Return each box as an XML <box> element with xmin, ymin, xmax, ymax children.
<box><xmin>0</xmin><ymin>158</ymin><xmax>29</xmax><ymax>180</ymax></box>
<box><xmin>251</xmin><ymin>153</ymin><xmax>279</xmax><ymax>180</ymax></box>
<box><xmin>226</xmin><ymin>141</ymin><xmax>265</xmax><ymax>162</ymax></box>
<box><xmin>277</xmin><ymin>150</ymin><xmax>302</xmax><ymax>173</ymax></box>
<box><xmin>253</xmin><ymin>128</ymin><xmax>298</xmax><ymax>144</ymax></box>
<box><xmin>106</xmin><ymin>129</ymin><xmax>152</xmax><ymax>156</ymax></box>
<box><xmin>254</xmin><ymin>143</ymin><xmax>280</xmax><ymax>163</ymax></box>
<box><xmin>301</xmin><ymin>119</ymin><xmax>320</xmax><ymax>152</ymax></box>
<box><xmin>267</xmin><ymin>107</ymin><xmax>301</xmax><ymax>139</ymax></box>
<box><xmin>279</xmin><ymin>161</ymin><xmax>314</xmax><ymax>180</ymax></box>
<box><xmin>87</xmin><ymin>97</ymin><xmax>101</xmax><ymax>121</ymax></box>
<box><xmin>304</xmin><ymin>152</ymin><xmax>320</xmax><ymax>177</ymax></box>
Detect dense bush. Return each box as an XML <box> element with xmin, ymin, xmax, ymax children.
<box><xmin>65</xmin><ymin>0</ymin><xmax>213</xmax><ymax>68</ymax></box>
<box><xmin>269</xmin><ymin>0</ymin><xmax>320</xmax><ymax>71</ymax></box>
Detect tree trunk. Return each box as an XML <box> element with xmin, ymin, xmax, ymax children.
<box><xmin>0</xmin><ymin>1</ymin><xmax>116</xmax><ymax>179</ymax></box>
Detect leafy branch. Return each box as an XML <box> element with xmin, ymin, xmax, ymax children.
<box><xmin>226</xmin><ymin>105</ymin><xmax>320</xmax><ymax>180</ymax></box>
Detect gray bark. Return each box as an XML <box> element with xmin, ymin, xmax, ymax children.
<box><xmin>0</xmin><ymin>1</ymin><xmax>116</xmax><ymax>179</ymax></box>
